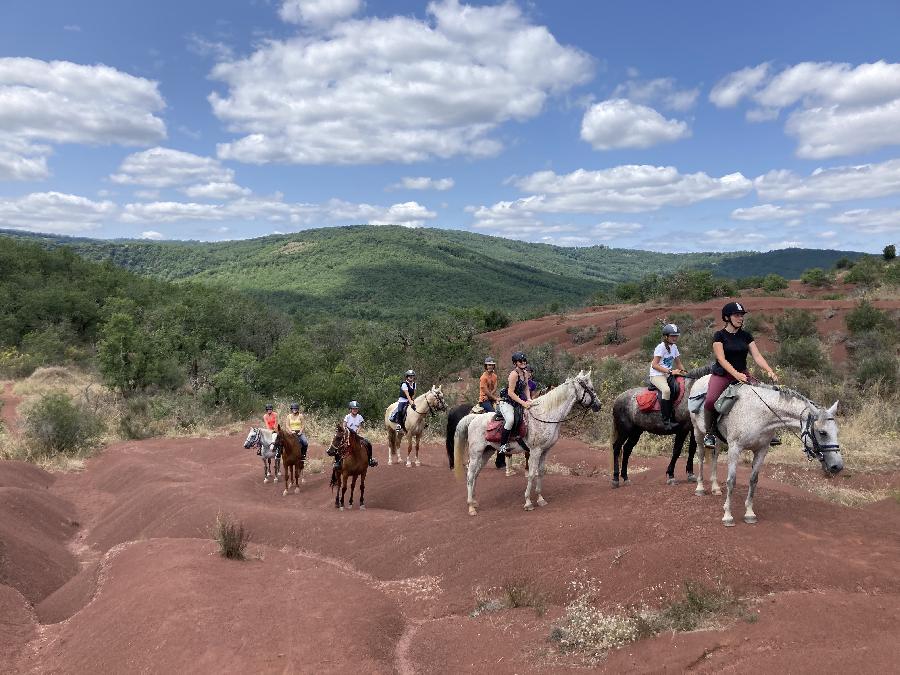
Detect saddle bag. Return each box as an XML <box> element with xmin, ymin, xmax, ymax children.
<box><xmin>714</xmin><ymin>383</ymin><xmax>740</xmax><ymax>415</ymax></box>
<box><xmin>688</xmin><ymin>391</ymin><xmax>707</xmax><ymax>415</ymax></box>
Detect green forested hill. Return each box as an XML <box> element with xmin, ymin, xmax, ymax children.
<box><xmin>0</xmin><ymin>226</ymin><xmax>863</xmax><ymax>321</ymax></box>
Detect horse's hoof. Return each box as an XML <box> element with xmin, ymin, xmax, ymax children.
<box><xmin>405</xmin><ymin>461</ymin><xmax>412</xmax><ymax>467</ymax></box>
<box><xmin>666</xmin><ymin>477</ymin><xmax>677</xmax><ymax>486</ymax></box>
<box><xmin>744</xmin><ymin>515</ymin><xmax>757</xmax><ymax>524</ymax></box>
<box><xmin>415</xmin><ymin>459</ymin><xmax>421</xmax><ymax>467</ymax></box>
<box><xmin>537</xmin><ymin>496</ymin><xmax>548</xmax><ymax>507</ymax></box>
<box><xmin>387</xmin><ymin>459</ymin><xmax>393</xmax><ymax>465</ymax></box>
<box><xmin>505</xmin><ymin>469</ymin><xmax>515</xmax><ymax>477</ymax></box>
<box><xmin>712</xmin><ymin>488</ymin><xmax>722</xmax><ymax>496</ymax></box>
<box><xmin>611</xmin><ymin>479</ymin><xmax>619</xmax><ymax>489</ymax></box>
<box><xmin>339</xmin><ymin>506</ymin><xmax>344</xmax><ymax>511</ymax></box>
<box><xmin>622</xmin><ymin>479</ymin><xmax>631</xmax><ymax>486</ymax></box>
<box><xmin>301</xmin><ymin>478</ymin><xmax>305</xmax><ymax>484</ymax></box>
<box><xmin>282</xmin><ymin>490</ymin><xmax>288</xmax><ymax>496</ymax></box>
<box><xmin>686</xmin><ymin>473</ymin><xmax>697</xmax><ymax>482</ymax></box>
<box><xmin>294</xmin><ymin>487</ymin><xmax>300</xmax><ymax>494</ymax></box>
<box><xmin>524</xmin><ymin>502</ymin><xmax>535</xmax><ymax>511</ymax></box>
<box><xmin>694</xmin><ymin>489</ymin><xmax>706</xmax><ymax>496</ymax></box>
<box><xmin>723</xmin><ymin>517</ymin><xmax>735</xmax><ymax>527</ymax></box>
<box><xmin>468</xmin><ymin>506</ymin><xmax>478</xmax><ymax>516</ymax></box>
<box><xmin>359</xmin><ymin>505</ymin><xmax>366</xmax><ymax>510</ymax></box>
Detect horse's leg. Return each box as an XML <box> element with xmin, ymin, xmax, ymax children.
<box><xmin>405</xmin><ymin>432</ymin><xmax>413</xmax><ymax>467</ymax></box>
<box><xmin>536</xmin><ymin>449</ymin><xmax>549</xmax><ymax>507</ymax></box>
<box><xmin>621</xmin><ymin>431</ymin><xmax>641</xmax><ymax>484</ymax></box>
<box><xmin>686</xmin><ymin>432</ymin><xmax>697</xmax><ymax>481</ymax></box>
<box><xmin>263</xmin><ymin>458</ymin><xmax>270</xmax><ymax>483</ymax></box>
<box><xmin>744</xmin><ymin>448</ymin><xmax>768</xmax><ymax>524</ymax></box>
<box><xmin>466</xmin><ymin>445</ymin><xmax>486</xmax><ymax>516</ymax></box>
<box><xmin>666</xmin><ymin>429</ymin><xmax>687</xmax><ymax>484</ymax></box>
<box><xmin>274</xmin><ymin>455</ymin><xmax>280</xmax><ymax>482</ymax></box>
<box><xmin>340</xmin><ymin>474</ymin><xmax>349</xmax><ymax>511</ymax></box>
<box><xmin>524</xmin><ymin>450</ymin><xmax>539</xmax><ymax>511</ymax></box>
<box><xmin>359</xmin><ymin>473</ymin><xmax>366</xmax><ymax>510</ymax></box>
<box><xmin>711</xmin><ymin>443</ymin><xmax>722</xmax><ymax>496</ymax></box>
<box><xmin>349</xmin><ymin>474</ymin><xmax>357</xmax><ymax>509</ymax></box>
<box><xmin>414</xmin><ymin>433</ymin><xmax>421</xmax><ymax>466</ymax></box>
<box><xmin>722</xmin><ymin>445</ymin><xmax>740</xmax><ymax>527</ymax></box>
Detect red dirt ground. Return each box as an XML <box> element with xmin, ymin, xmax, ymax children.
<box><xmin>2</xmin><ymin>425</ymin><xmax>899</xmax><ymax>673</ymax></box>
<box><xmin>484</xmin><ymin>282</ymin><xmax>900</xmax><ymax>367</ymax></box>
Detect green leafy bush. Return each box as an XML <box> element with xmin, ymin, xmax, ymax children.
<box><xmin>22</xmin><ymin>392</ymin><xmax>104</xmax><ymax>457</ymax></box>
<box><xmin>844</xmin><ymin>257</ymin><xmax>882</xmax><ymax>285</ymax></box>
<box><xmin>800</xmin><ymin>267</ymin><xmax>834</xmax><ymax>287</ymax></box>
<box><xmin>776</xmin><ymin>337</ymin><xmax>826</xmax><ymax>374</ymax></box>
<box><xmin>775</xmin><ymin>309</ymin><xmax>818</xmax><ymax>342</ymax></box>
<box><xmin>855</xmin><ymin>356</ymin><xmax>898</xmax><ymax>391</ymax></box>
<box><xmin>761</xmin><ymin>274</ymin><xmax>788</xmax><ymax>292</ymax></box>
<box><xmin>884</xmin><ymin>244</ymin><xmax>896</xmax><ymax>261</ymax></box>
<box><xmin>845</xmin><ymin>301</ymin><xmax>892</xmax><ymax>334</ymax></box>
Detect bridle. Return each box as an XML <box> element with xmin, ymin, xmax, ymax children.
<box><xmin>420</xmin><ymin>390</ymin><xmax>446</xmax><ymax>415</ymax></box>
<box><xmin>527</xmin><ymin>378</ymin><xmax>600</xmax><ymax>424</ymax></box>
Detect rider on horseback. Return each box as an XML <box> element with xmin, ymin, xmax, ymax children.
<box><xmin>478</xmin><ymin>357</ymin><xmax>499</xmax><ymax>412</ymax></box>
<box><xmin>263</xmin><ymin>403</ymin><xmax>279</xmax><ymax>457</ymax></box>
<box><xmin>287</xmin><ymin>402</ymin><xmax>309</xmax><ymax>461</ymax></box>
<box><xmin>389</xmin><ymin>370</ymin><xmax>417</xmax><ymax>432</ymax></box>
<box><xmin>498</xmin><ymin>351</ymin><xmax>534</xmax><ymax>456</ymax></box>
<box><xmin>343</xmin><ymin>400</ymin><xmax>378</xmax><ymax>467</ymax></box>
<box><xmin>649</xmin><ymin>323</ymin><xmax>687</xmax><ymax>431</ymax></box>
<box><xmin>704</xmin><ymin>302</ymin><xmax>779</xmax><ymax>448</ymax></box>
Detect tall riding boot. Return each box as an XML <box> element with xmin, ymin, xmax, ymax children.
<box><xmin>499</xmin><ymin>427</ymin><xmax>513</xmax><ymax>455</ymax></box>
<box><xmin>659</xmin><ymin>398</ymin><xmax>678</xmax><ymax>431</ymax></box>
<box><xmin>703</xmin><ymin>408</ymin><xmax>718</xmax><ymax>448</ymax></box>
<box><xmin>366</xmin><ymin>441</ymin><xmax>378</xmax><ymax>467</ymax></box>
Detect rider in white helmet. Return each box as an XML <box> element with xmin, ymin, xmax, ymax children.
<box><xmin>478</xmin><ymin>357</ymin><xmax>499</xmax><ymax>412</ymax></box>
<box><xmin>343</xmin><ymin>400</ymin><xmax>377</xmax><ymax>467</ymax></box>
<box><xmin>649</xmin><ymin>323</ymin><xmax>687</xmax><ymax>431</ymax></box>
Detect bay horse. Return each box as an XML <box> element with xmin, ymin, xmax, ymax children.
<box><xmin>243</xmin><ymin>427</ymin><xmax>281</xmax><ymax>483</ymax></box>
<box><xmin>689</xmin><ymin>376</ymin><xmax>842</xmax><ymax>526</ymax></box>
<box><xmin>610</xmin><ymin>365</ymin><xmax>711</xmax><ymax>488</ymax></box>
<box><xmin>383</xmin><ymin>384</ymin><xmax>447</xmax><ymax>466</ymax></box>
<box><xmin>454</xmin><ymin>371</ymin><xmax>601</xmax><ymax>515</ymax></box>
<box><xmin>273</xmin><ymin>425</ymin><xmax>304</xmax><ymax>496</ymax></box>
<box><xmin>328</xmin><ymin>423</ymin><xmax>369</xmax><ymax>510</ymax></box>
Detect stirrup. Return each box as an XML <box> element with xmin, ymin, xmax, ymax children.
<box><xmin>368</xmin><ymin>458</ymin><xmax>378</xmax><ymax>467</ymax></box>
<box><xmin>499</xmin><ymin>443</ymin><xmax>511</xmax><ymax>456</ymax></box>
<box><xmin>703</xmin><ymin>433</ymin><xmax>716</xmax><ymax>448</ymax></box>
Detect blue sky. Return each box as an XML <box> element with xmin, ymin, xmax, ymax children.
<box><xmin>1</xmin><ymin>0</ymin><xmax>899</xmax><ymax>252</ymax></box>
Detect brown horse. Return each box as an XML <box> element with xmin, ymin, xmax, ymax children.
<box><xmin>274</xmin><ymin>425</ymin><xmax>304</xmax><ymax>496</ymax></box>
<box><xmin>328</xmin><ymin>423</ymin><xmax>369</xmax><ymax>510</ymax></box>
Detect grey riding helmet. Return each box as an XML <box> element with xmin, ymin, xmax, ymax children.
<box><xmin>348</xmin><ymin>400</ymin><xmax>360</xmax><ymax>409</ymax></box>
<box><xmin>662</xmin><ymin>323</ymin><xmax>679</xmax><ymax>336</ymax></box>
<box><xmin>484</xmin><ymin>357</ymin><xmax>496</xmax><ymax>366</ymax></box>
<box><xmin>290</xmin><ymin>402</ymin><xmax>299</xmax><ymax>411</ymax></box>
<box><xmin>405</xmin><ymin>369</ymin><xmax>416</xmax><ymax>377</ymax></box>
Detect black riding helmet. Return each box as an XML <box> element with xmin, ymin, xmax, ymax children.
<box><xmin>265</xmin><ymin>403</ymin><xmax>273</xmax><ymax>411</ymax></box>
<box><xmin>721</xmin><ymin>301</ymin><xmax>747</xmax><ymax>322</ymax></box>
<box><xmin>511</xmin><ymin>351</ymin><xmax>527</xmax><ymax>363</ymax></box>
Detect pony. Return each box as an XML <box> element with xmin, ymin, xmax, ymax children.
<box><xmin>383</xmin><ymin>384</ymin><xmax>447</xmax><ymax>466</ymax></box>
<box><xmin>328</xmin><ymin>423</ymin><xmax>369</xmax><ymax>511</ymax></box>
<box><xmin>610</xmin><ymin>365</ymin><xmax>711</xmax><ymax>488</ymax></box>
<box><xmin>243</xmin><ymin>427</ymin><xmax>281</xmax><ymax>483</ymax></box>
<box><xmin>445</xmin><ymin>403</ymin><xmax>509</xmax><ymax>473</ymax></box>
<box><xmin>454</xmin><ymin>370</ymin><xmax>601</xmax><ymax>515</ymax></box>
<box><xmin>273</xmin><ymin>425</ymin><xmax>304</xmax><ymax>496</ymax></box>
<box><xmin>689</xmin><ymin>375</ymin><xmax>843</xmax><ymax>526</ymax></box>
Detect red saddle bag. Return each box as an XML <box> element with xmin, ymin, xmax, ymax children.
<box><xmin>485</xmin><ymin>417</ymin><xmax>528</xmax><ymax>443</ymax></box>
<box><xmin>636</xmin><ymin>376</ymin><xmax>686</xmax><ymax>413</ymax></box>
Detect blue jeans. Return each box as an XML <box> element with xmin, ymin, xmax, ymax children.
<box><xmin>480</xmin><ymin>400</ymin><xmax>495</xmax><ymax>412</ymax></box>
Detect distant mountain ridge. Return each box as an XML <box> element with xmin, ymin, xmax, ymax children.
<box><xmin>0</xmin><ymin>226</ymin><xmax>864</xmax><ymax>321</ymax></box>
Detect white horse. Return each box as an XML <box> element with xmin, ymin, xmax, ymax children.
<box><xmin>383</xmin><ymin>385</ymin><xmax>447</xmax><ymax>466</ymax></box>
<box><xmin>454</xmin><ymin>370</ymin><xmax>601</xmax><ymax>515</ymax></box>
<box><xmin>689</xmin><ymin>375</ymin><xmax>843</xmax><ymax>526</ymax></box>
<box><xmin>243</xmin><ymin>427</ymin><xmax>281</xmax><ymax>483</ymax></box>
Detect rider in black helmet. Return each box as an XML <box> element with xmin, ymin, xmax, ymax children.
<box><xmin>497</xmin><ymin>351</ymin><xmax>534</xmax><ymax>455</ymax></box>
<box><xmin>389</xmin><ymin>369</ymin><xmax>417</xmax><ymax>432</ymax></box>
<box><xmin>703</xmin><ymin>302</ymin><xmax>779</xmax><ymax>448</ymax></box>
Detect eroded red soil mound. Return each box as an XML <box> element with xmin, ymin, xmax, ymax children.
<box><xmin>1</xmin><ymin>432</ymin><xmax>898</xmax><ymax>673</ymax></box>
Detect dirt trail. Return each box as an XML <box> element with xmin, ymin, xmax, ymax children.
<box><xmin>1</xmin><ymin>432</ymin><xmax>898</xmax><ymax>673</ymax></box>
<box><xmin>1</xmin><ymin>381</ymin><xmax>22</xmax><ymax>434</ymax></box>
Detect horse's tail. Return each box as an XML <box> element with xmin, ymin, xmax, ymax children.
<box><xmin>330</xmin><ymin>466</ymin><xmax>338</xmax><ymax>491</ymax></box>
<box><xmin>453</xmin><ymin>414</ymin><xmax>475</xmax><ymax>480</ymax></box>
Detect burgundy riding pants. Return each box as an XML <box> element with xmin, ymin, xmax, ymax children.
<box><xmin>704</xmin><ymin>371</ymin><xmax>747</xmax><ymax>411</ymax></box>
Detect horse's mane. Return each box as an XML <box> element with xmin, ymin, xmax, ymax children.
<box><xmin>746</xmin><ymin>382</ymin><xmax>818</xmax><ymax>410</ymax></box>
<box><xmin>534</xmin><ymin>376</ymin><xmax>578</xmax><ymax>410</ymax></box>
<box><xmin>684</xmin><ymin>364</ymin><xmax>712</xmax><ymax>380</ymax></box>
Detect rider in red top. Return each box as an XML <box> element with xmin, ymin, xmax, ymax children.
<box><xmin>263</xmin><ymin>403</ymin><xmax>278</xmax><ymax>431</ymax></box>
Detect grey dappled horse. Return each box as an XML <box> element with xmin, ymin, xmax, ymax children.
<box><xmin>689</xmin><ymin>375</ymin><xmax>843</xmax><ymax>526</ymax></box>
<box><xmin>243</xmin><ymin>427</ymin><xmax>281</xmax><ymax>483</ymax></box>
<box><xmin>611</xmin><ymin>365</ymin><xmax>711</xmax><ymax>488</ymax></box>
<box><xmin>454</xmin><ymin>370</ymin><xmax>601</xmax><ymax>515</ymax></box>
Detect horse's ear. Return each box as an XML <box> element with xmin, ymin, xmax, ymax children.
<box><xmin>586</xmin><ymin>368</ymin><xmax>592</xmax><ymax>379</ymax></box>
<box><xmin>827</xmin><ymin>400</ymin><xmax>839</xmax><ymax>415</ymax></box>
<box><xmin>576</xmin><ymin>369</ymin><xmax>584</xmax><ymax>378</ymax></box>
<box><xmin>437</xmin><ymin>384</ymin><xmax>442</xmax><ymax>391</ymax></box>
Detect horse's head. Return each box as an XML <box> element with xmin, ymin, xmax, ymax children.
<box><xmin>803</xmin><ymin>401</ymin><xmax>843</xmax><ymax>474</ymax></box>
<box><xmin>574</xmin><ymin>369</ymin><xmax>602</xmax><ymax>413</ymax></box>
<box><xmin>243</xmin><ymin>427</ymin><xmax>261</xmax><ymax>449</ymax></box>
<box><xmin>429</xmin><ymin>384</ymin><xmax>447</xmax><ymax>411</ymax></box>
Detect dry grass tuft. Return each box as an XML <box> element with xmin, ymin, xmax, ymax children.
<box><xmin>213</xmin><ymin>512</ymin><xmax>249</xmax><ymax>560</ymax></box>
<box><xmin>471</xmin><ymin>579</ymin><xmax>547</xmax><ymax>618</ymax></box>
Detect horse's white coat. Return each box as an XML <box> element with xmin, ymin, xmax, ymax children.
<box><xmin>383</xmin><ymin>385</ymin><xmax>446</xmax><ymax>464</ymax></box>
<box><xmin>689</xmin><ymin>375</ymin><xmax>842</xmax><ymax>526</ymax></box>
<box><xmin>454</xmin><ymin>371</ymin><xmax>600</xmax><ymax>515</ymax></box>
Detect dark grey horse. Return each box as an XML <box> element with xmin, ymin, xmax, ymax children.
<box><xmin>445</xmin><ymin>403</ymin><xmax>505</xmax><ymax>470</ymax></box>
<box><xmin>611</xmin><ymin>365</ymin><xmax>711</xmax><ymax>488</ymax></box>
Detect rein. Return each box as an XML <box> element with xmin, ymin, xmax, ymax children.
<box><xmin>527</xmin><ymin>381</ymin><xmax>598</xmax><ymax>425</ymax></box>
<box><xmin>737</xmin><ymin>381</ymin><xmax>837</xmax><ymax>461</ymax></box>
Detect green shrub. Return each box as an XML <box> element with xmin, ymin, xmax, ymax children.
<box><xmin>844</xmin><ymin>257</ymin><xmax>882</xmax><ymax>285</ymax></box>
<box><xmin>845</xmin><ymin>301</ymin><xmax>891</xmax><ymax>334</ymax></box>
<box><xmin>0</xmin><ymin>347</ymin><xmax>38</xmax><ymax>378</ymax></box>
<box><xmin>800</xmin><ymin>267</ymin><xmax>834</xmax><ymax>287</ymax></box>
<box><xmin>775</xmin><ymin>309</ymin><xmax>818</xmax><ymax>342</ymax></box>
<box><xmin>884</xmin><ymin>262</ymin><xmax>900</xmax><ymax>286</ymax></box>
<box><xmin>835</xmin><ymin>257</ymin><xmax>853</xmax><ymax>270</ymax></box>
<box><xmin>214</xmin><ymin>513</ymin><xmax>249</xmax><ymax>560</ymax></box>
<box><xmin>855</xmin><ymin>356</ymin><xmax>898</xmax><ymax>391</ymax></box>
<box><xmin>566</xmin><ymin>325</ymin><xmax>598</xmax><ymax>345</ymax></box>
<box><xmin>776</xmin><ymin>337</ymin><xmax>826</xmax><ymax>374</ymax></box>
<box><xmin>22</xmin><ymin>392</ymin><xmax>104</xmax><ymax>457</ymax></box>
<box><xmin>741</xmin><ymin>312</ymin><xmax>768</xmax><ymax>335</ymax></box>
<box><xmin>736</xmin><ymin>275</ymin><xmax>765</xmax><ymax>289</ymax></box>
<box><xmin>884</xmin><ymin>244</ymin><xmax>896</xmax><ymax>261</ymax></box>
<box><xmin>761</xmin><ymin>274</ymin><xmax>788</xmax><ymax>292</ymax></box>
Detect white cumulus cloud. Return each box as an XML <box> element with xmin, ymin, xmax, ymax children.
<box><xmin>111</xmin><ymin>147</ymin><xmax>234</xmax><ymax>188</ymax></box>
<box><xmin>392</xmin><ymin>176</ymin><xmax>455</xmax><ymax>191</ymax></box>
<box><xmin>612</xmin><ymin>77</ymin><xmax>699</xmax><ymax>111</ymax></box>
<box><xmin>279</xmin><ymin>0</ymin><xmax>362</xmax><ymax>27</ymax></box>
<box><xmin>829</xmin><ymin>208</ymin><xmax>900</xmax><ymax>234</ymax></box>
<box><xmin>0</xmin><ymin>191</ymin><xmax>116</xmax><ymax>233</ymax></box>
<box><xmin>581</xmin><ymin>99</ymin><xmax>689</xmax><ymax>150</ymax></box>
<box><xmin>140</xmin><ymin>230</ymin><xmax>165</xmax><ymax>240</ymax></box>
<box><xmin>731</xmin><ymin>204</ymin><xmax>810</xmax><ymax>222</ymax></box>
<box><xmin>755</xmin><ymin>158</ymin><xmax>900</xmax><ymax>202</ymax></box>
<box><xmin>211</xmin><ymin>0</ymin><xmax>593</xmax><ymax>165</ymax></box>
<box><xmin>712</xmin><ymin>60</ymin><xmax>900</xmax><ymax>158</ymax></box>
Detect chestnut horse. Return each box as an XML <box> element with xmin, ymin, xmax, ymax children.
<box><xmin>273</xmin><ymin>425</ymin><xmax>304</xmax><ymax>496</ymax></box>
<box><xmin>328</xmin><ymin>424</ymin><xmax>368</xmax><ymax>510</ymax></box>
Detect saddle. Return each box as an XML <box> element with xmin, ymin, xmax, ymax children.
<box><xmin>636</xmin><ymin>376</ymin><xmax>685</xmax><ymax>413</ymax></box>
<box><xmin>485</xmin><ymin>414</ymin><xmax>527</xmax><ymax>443</ymax></box>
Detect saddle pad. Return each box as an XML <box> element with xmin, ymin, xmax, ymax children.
<box><xmin>485</xmin><ymin>417</ymin><xmax>527</xmax><ymax>443</ymax></box>
<box><xmin>636</xmin><ymin>376</ymin><xmax>686</xmax><ymax>413</ymax></box>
